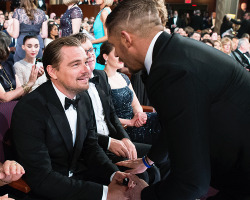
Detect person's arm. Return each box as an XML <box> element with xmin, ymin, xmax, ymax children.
<box><xmin>129</xmin><ymin>83</ymin><xmax>143</xmax><ymax>114</ymax></box>
<box><xmin>40</xmin><ymin>20</ymin><xmax>48</xmax><ymax>38</ymax></box>
<box><xmin>72</xmin><ymin>18</ymin><xmax>82</xmax><ymax>34</ymax></box>
<box><xmin>129</xmin><ymin>83</ymin><xmax>147</xmax><ymax>127</ymax></box>
<box><xmin>0</xmin><ymin>66</ymin><xmax>38</xmax><ymax>102</ymax></box>
<box><xmin>6</xmin><ymin>18</ymin><xmax>19</xmax><ymax>39</ymax></box>
<box><xmin>92</xmin><ymin>9</ymin><xmax>110</xmax><ymax>44</ymax></box>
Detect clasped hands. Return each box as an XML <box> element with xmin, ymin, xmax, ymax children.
<box><xmin>132</xmin><ymin>112</ymin><xmax>147</xmax><ymax>128</ymax></box>
<box><xmin>107</xmin><ymin>171</ymin><xmax>148</xmax><ymax>200</ymax></box>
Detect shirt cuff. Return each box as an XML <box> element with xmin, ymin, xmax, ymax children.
<box><xmin>107</xmin><ymin>137</ymin><xmax>111</xmax><ymax>150</ymax></box>
<box><xmin>110</xmin><ymin>172</ymin><xmax>116</xmax><ymax>182</ymax></box>
<box><xmin>102</xmin><ymin>186</ymin><xmax>108</xmax><ymax>200</ymax></box>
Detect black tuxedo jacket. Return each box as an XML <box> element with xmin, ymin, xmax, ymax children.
<box><xmin>141</xmin><ymin>33</ymin><xmax>250</xmax><ymax>199</ymax></box>
<box><xmin>87</xmin><ymin>70</ymin><xmax>130</xmax><ymax>150</ymax></box>
<box><xmin>168</xmin><ymin>17</ymin><xmax>184</xmax><ymax>32</ymax></box>
<box><xmin>232</xmin><ymin>49</ymin><xmax>250</xmax><ymax>69</ymax></box>
<box><xmin>231</xmin><ymin>18</ymin><xmax>250</xmax><ymax>38</ymax></box>
<box><xmin>11</xmin><ymin>81</ymin><xmax>118</xmax><ymax>200</ymax></box>
<box><xmin>190</xmin><ymin>15</ymin><xmax>203</xmax><ymax>31</ymax></box>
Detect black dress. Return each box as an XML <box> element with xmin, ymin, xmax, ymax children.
<box><xmin>111</xmin><ymin>73</ymin><xmax>161</xmax><ymax>144</ymax></box>
<box><xmin>0</xmin><ymin>60</ymin><xmax>16</xmax><ymax>92</ymax></box>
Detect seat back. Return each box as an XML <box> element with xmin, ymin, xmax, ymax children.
<box><xmin>0</xmin><ymin>101</ymin><xmax>18</xmax><ymax>163</ymax></box>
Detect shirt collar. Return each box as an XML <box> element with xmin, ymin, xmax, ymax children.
<box><xmin>52</xmin><ymin>82</ymin><xmax>76</xmax><ymax>110</ymax></box>
<box><xmin>144</xmin><ymin>31</ymin><xmax>163</xmax><ymax>75</ymax></box>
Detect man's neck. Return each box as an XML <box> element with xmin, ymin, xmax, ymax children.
<box><xmin>52</xmin><ymin>80</ymin><xmax>76</xmax><ymax>99</ymax></box>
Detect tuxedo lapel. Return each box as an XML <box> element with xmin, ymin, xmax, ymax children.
<box><xmin>70</xmin><ymin>96</ymin><xmax>86</xmax><ymax>171</ymax></box>
<box><xmin>45</xmin><ymin>81</ymin><xmax>74</xmax><ymax>155</ymax></box>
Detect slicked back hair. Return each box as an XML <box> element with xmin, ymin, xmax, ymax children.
<box><xmin>106</xmin><ymin>0</ymin><xmax>162</xmax><ymax>37</ymax></box>
<box><xmin>42</xmin><ymin>37</ymin><xmax>82</xmax><ymax>79</ymax></box>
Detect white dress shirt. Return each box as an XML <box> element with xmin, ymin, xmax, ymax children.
<box><xmin>144</xmin><ymin>31</ymin><xmax>163</xmax><ymax>74</ymax></box>
<box><xmin>173</xmin><ymin>17</ymin><xmax>177</xmax><ymax>25</ymax></box>
<box><xmin>88</xmin><ymin>73</ymin><xmax>111</xmax><ymax>149</ymax></box>
<box><xmin>52</xmin><ymin>83</ymin><xmax>108</xmax><ymax>200</ymax></box>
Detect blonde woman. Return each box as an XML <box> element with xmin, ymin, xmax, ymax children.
<box><xmin>221</xmin><ymin>37</ymin><xmax>233</xmax><ymax>56</ymax></box>
<box><xmin>60</xmin><ymin>0</ymin><xmax>83</xmax><ymax>37</ymax></box>
<box><xmin>7</xmin><ymin>0</ymin><xmax>47</xmax><ymax>63</ymax></box>
<box><xmin>92</xmin><ymin>0</ymin><xmax>113</xmax><ymax>70</ymax></box>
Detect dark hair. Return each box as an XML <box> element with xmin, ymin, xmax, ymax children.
<box><xmin>23</xmin><ymin>34</ymin><xmax>38</xmax><ymax>44</ymax></box>
<box><xmin>0</xmin><ymin>32</ymin><xmax>11</xmax><ymax>62</ymax></box>
<box><xmin>71</xmin><ymin>32</ymin><xmax>88</xmax><ymax>43</ymax></box>
<box><xmin>106</xmin><ymin>0</ymin><xmax>161</xmax><ymax>37</ymax></box>
<box><xmin>42</xmin><ymin>37</ymin><xmax>82</xmax><ymax>79</ymax></box>
<box><xmin>48</xmin><ymin>23</ymin><xmax>59</xmax><ymax>39</ymax></box>
<box><xmin>97</xmin><ymin>41</ymin><xmax>114</xmax><ymax>65</ymax></box>
<box><xmin>202</xmin><ymin>39</ymin><xmax>214</xmax><ymax>47</ymax></box>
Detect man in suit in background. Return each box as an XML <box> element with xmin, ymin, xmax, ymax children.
<box><xmin>237</xmin><ymin>2</ymin><xmax>247</xmax><ymax>21</ymax></box>
<box><xmin>106</xmin><ymin>0</ymin><xmax>250</xmax><ymax>199</ymax></box>
<box><xmin>11</xmin><ymin>37</ymin><xmax>130</xmax><ymax>200</ymax></box>
<box><xmin>168</xmin><ymin>10</ymin><xmax>184</xmax><ymax>33</ymax></box>
<box><xmin>229</xmin><ymin>12</ymin><xmax>250</xmax><ymax>38</ymax></box>
<box><xmin>190</xmin><ymin>9</ymin><xmax>203</xmax><ymax>31</ymax></box>
<box><xmin>232</xmin><ymin>38</ymin><xmax>250</xmax><ymax>70</ymax></box>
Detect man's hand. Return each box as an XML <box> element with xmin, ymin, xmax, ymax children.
<box><xmin>109</xmin><ymin>138</ymin><xmax>129</xmax><ymax>158</ymax></box>
<box><xmin>107</xmin><ymin>172</ymin><xmax>131</xmax><ymax>200</ymax></box>
<box><xmin>122</xmin><ymin>138</ymin><xmax>137</xmax><ymax>160</ymax></box>
<box><xmin>0</xmin><ymin>160</ymin><xmax>25</xmax><ymax>186</ymax></box>
<box><xmin>0</xmin><ymin>194</ymin><xmax>15</xmax><ymax>200</ymax></box>
<box><xmin>126</xmin><ymin>174</ymin><xmax>148</xmax><ymax>200</ymax></box>
<box><xmin>116</xmin><ymin>158</ymin><xmax>147</xmax><ymax>174</ymax></box>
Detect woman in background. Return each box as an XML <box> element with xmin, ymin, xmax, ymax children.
<box><xmin>7</xmin><ymin>0</ymin><xmax>47</xmax><ymax>63</ymax></box>
<box><xmin>92</xmin><ymin>0</ymin><xmax>113</xmax><ymax>70</ymax></box>
<box><xmin>14</xmin><ymin>35</ymin><xmax>46</xmax><ymax>92</ymax></box>
<box><xmin>44</xmin><ymin>23</ymin><xmax>59</xmax><ymax>47</ymax></box>
<box><xmin>98</xmin><ymin>41</ymin><xmax>161</xmax><ymax>144</ymax></box>
<box><xmin>221</xmin><ymin>37</ymin><xmax>234</xmax><ymax>56</ymax></box>
<box><xmin>60</xmin><ymin>0</ymin><xmax>83</xmax><ymax>37</ymax></box>
<box><xmin>0</xmin><ymin>32</ymin><xmax>38</xmax><ymax>102</ymax></box>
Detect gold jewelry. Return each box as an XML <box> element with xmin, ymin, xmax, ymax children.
<box><xmin>22</xmin><ymin>83</ymin><xmax>32</xmax><ymax>94</ymax></box>
<box><xmin>0</xmin><ymin>66</ymin><xmax>14</xmax><ymax>91</ymax></box>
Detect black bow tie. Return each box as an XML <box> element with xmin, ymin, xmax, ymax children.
<box><xmin>89</xmin><ymin>76</ymin><xmax>99</xmax><ymax>85</ymax></box>
<box><xmin>64</xmin><ymin>97</ymin><xmax>80</xmax><ymax>110</ymax></box>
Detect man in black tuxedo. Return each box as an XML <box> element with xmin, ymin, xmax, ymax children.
<box><xmin>190</xmin><ymin>10</ymin><xmax>203</xmax><ymax>31</ymax></box>
<box><xmin>106</xmin><ymin>0</ymin><xmax>250</xmax><ymax>199</ymax></box>
<box><xmin>232</xmin><ymin>38</ymin><xmax>250</xmax><ymax>70</ymax></box>
<box><xmin>11</xmin><ymin>37</ymin><xmax>130</xmax><ymax>200</ymax></box>
<box><xmin>168</xmin><ymin>10</ymin><xmax>184</xmax><ymax>33</ymax></box>
<box><xmin>229</xmin><ymin>13</ymin><xmax>250</xmax><ymax>38</ymax></box>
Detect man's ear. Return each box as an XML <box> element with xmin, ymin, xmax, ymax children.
<box><xmin>22</xmin><ymin>45</ymin><xmax>25</xmax><ymax>51</ymax></box>
<box><xmin>46</xmin><ymin>65</ymin><xmax>57</xmax><ymax>80</ymax></box>
<box><xmin>121</xmin><ymin>31</ymin><xmax>132</xmax><ymax>48</ymax></box>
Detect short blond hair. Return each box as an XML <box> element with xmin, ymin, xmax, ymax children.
<box><xmin>63</xmin><ymin>0</ymin><xmax>79</xmax><ymax>6</ymax></box>
<box><xmin>103</xmin><ymin>0</ymin><xmax>113</xmax><ymax>7</ymax></box>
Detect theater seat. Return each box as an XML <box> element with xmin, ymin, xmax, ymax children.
<box><xmin>0</xmin><ymin>101</ymin><xmax>31</xmax><ymax>194</ymax></box>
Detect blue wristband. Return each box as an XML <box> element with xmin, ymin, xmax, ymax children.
<box><xmin>142</xmin><ymin>156</ymin><xmax>151</xmax><ymax>168</ymax></box>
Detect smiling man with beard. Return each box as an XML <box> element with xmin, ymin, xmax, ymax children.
<box><xmin>11</xmin><ymin>37</ymin><xmax>130</xmax><ymax>200</ymax></box>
